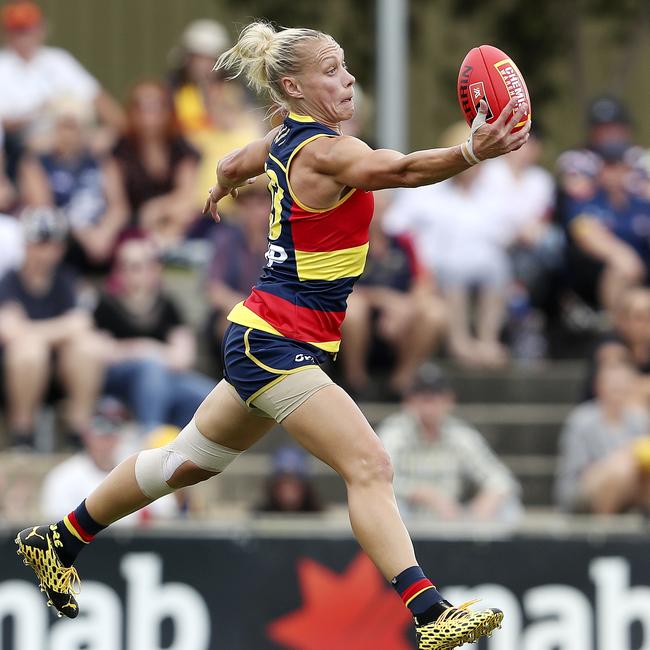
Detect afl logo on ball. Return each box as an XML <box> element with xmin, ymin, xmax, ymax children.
<box><xmin>468</xmin><ymin>82</ymin><xmax>494</xmax><ymax>120</ymax></box>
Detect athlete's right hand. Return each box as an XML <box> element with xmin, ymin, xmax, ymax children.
<box><xmin>469</xmin><ymin>98</ymin><xmax>531</xmax><ymax>162</ymax></box>
<box><xmin>203</xmin><ymin>184</ymin><xmax>228</xmax><ymax>222</ymax></box>
<box><xmin>202</xmin><ymin>179</ymin><xmax>257</xmax><ymax>222</ymax></box>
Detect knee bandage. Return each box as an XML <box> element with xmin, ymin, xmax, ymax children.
<box><xmin>135</xmin><ymin>418</ymin><xmax>241</xmax><ymax>499</ymax></box>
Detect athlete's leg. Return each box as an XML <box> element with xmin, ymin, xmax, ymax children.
<box><xmin>15</xmin><ymin>379</ymin><xmax>273</xmax><ymax>618</ymax></box>
<box><xmin>282</xmin><ymin>383</ymin><xmax>415</xmax><ymax>580</ymax></box>
<box><xmin>282</xmin><ymin>382</ymin><xmax>504</xmax><ymax>647</ymax></box>
<box><xmin>85</xmin><ymin>380</ymin><xmax>273</xmax><ymax>525</ymax></box>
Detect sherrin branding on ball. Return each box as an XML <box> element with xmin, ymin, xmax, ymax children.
<box><xmin>457</xmin><ymin>45</ymin><xmax>531</xmax><ymax>132</ymax></box>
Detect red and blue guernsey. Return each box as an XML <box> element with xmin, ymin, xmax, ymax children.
<box><xmin>227</xmin><ymin>112</ymin><xmax>374</xmax><ymax>353</ymax></box>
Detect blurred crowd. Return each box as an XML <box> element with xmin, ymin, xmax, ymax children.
<box><xmin>2</xmin><ymin>1</ymin><xmax>650</xmax><ymax>524</ymax></box>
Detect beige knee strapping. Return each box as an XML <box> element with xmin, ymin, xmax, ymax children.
<box><xmin>135</xmin><ymin>418</ymin><xmax>241</xmax><ymax>499</ymax></box>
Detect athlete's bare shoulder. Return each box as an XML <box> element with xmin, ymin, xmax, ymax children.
<box><xmin>301</xmin><ymin>134</ymin><xmax>372</xmax><ymax>175</ymax></box>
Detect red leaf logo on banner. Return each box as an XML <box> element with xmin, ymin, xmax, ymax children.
<box><xmin>267</xmin><ymin>552</ymin><xmax>413</xmax><ymax>650</ymax></box>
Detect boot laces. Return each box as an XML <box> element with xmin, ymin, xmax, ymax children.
<box><xmin>436</xmin><ymin>599</ymin><xmax>481</xmax><ymax>624</ymax></box>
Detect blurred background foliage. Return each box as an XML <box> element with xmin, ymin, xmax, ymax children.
<box><xmin>36</xmin><ymin>0</ymin><xmax>650</xmax><ymax>156</ymax></box>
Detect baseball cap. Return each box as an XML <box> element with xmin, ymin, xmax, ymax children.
<box><xmin>406</xmin><ymin>362</ymin><xmax>452</xmax><ymax>396</ymax></box>
<box><xmin>20</xmin><ymin>206</ymin><xmax>68</xmax><ymax>243</ymax></box>
<box><xmin>1</xmin><ymin>1</ymin><xmax>43</xmax><ymax>32</ymax></box>
<box><xmin>87</xmin><ymin>397</ymin><xmax>129</xmax><ymax>437</ymax></box>
<box><xmin>181</xmin><ymin>19</ymin><xmax>230</xmax><ymax>57</ymax></box>
<box><xmin>587</xmin><ymin>95</ymin><xmax>631</xmax><ymax>127</ymax></box>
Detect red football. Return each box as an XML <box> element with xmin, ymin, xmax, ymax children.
<box><xmin>457</xmin><ymin>45</ymin><xmax>531</xmax><ymax>132</ymax></box>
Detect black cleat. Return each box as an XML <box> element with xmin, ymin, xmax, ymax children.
<box><xmin>15</xmin><ymin>525</ymin><xmax>81</xmax><ymax>618</ymax></box>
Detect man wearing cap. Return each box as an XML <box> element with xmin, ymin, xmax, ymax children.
<box><xmin>0</xmin><ymin>1</ymin><xmax>124</xmax><ymax>177</ymax></box>
<box><xmin>378</xmin><ymin>363</ymin><xmax>521</xmax><ymax>522</ymax></box>
<box><xmin>0</xmin><ymin>207</ymin><xmax>105</xmax><ymax>449</ymax></box>
<box><xmin>557</xmin><ymin>95</ymin><xmax>637</xmax><ymax>204</ymax></box>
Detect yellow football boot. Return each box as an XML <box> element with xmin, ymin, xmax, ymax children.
<box><xmin>416</xmin><ymin>600</ymin><xmax>504</xmax><ymax>649</ymax></box>
<box><xmin>15</xmin><ymin>524</ymin><xmax>81</xmax><ymax>618</ymax></box>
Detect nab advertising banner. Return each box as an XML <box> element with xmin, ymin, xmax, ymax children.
<box><xmin>1</xmin><ymin>531</ymin><xmax>650</xmax><ymax>649</ymax></box>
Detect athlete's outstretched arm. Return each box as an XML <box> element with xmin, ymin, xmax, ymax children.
<box><xmin>203</xmin><ymin>126</ymin><xmax>280</xmax><ymax>220</ymax></box>
<box><xmin>315</xmin><ymin>99</ymin><xmax>529</xmax><ymax>191</ymax></box>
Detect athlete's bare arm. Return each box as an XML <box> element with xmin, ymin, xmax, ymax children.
<box><xmin>203</xmin><ymin>126</ymin><xmax>281</xmax><ymax>220</ymax></box>
<box><xmin>309</xmin><ymin>99</ymin><xmax>528</xmax><ymax>194</ymax></box>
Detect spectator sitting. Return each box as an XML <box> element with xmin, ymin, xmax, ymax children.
<box><xmin>205</xmin><ymin>177</ymin><xmax>269</xmax><ymax>359</ymax></box>
<box><xmin>378</xmin><ymin>363</ymin><xmax>522</xmax><ymax>522</ymax></box>
<box><xmin>0</xmin><ymin>207</ymin><xmax>104</xmax><ymax>449</ymax></box>
<box><xmin>341</xmin><ymin>190</ymin><xmax>447</xmax><ymax>397</ymax></box>
<box><xmin>555</xmin><ymin>361</ymin><xmax>650</xmax><ymax>514</ymax></box>
<box><xmin>384</xmin><ymin>122</ymin><xmax>512</xmax><ymax>367</ymax></box>
<box><xmin>113</xmin><ymin>81</ymin><xmax>200</xmax><ymax>249</ymax></box>
<box><xmin>557</xmin><ymin>95</ymin><xmax>636</xmax><ymax>207</ymax></box>
<box><xmin>94</xmin><ymin>237</ymin><xmax>214</xmax><ymax>433</ymax></box>
<box><xmin>563</xmin><ymin>144</ymin><xmax>650</xmax><ymax>312</ymax></box>
<box><xmin>257</xmin><ymin>446</ymin><xmax>322</xmax><ymax>514</ymax></box>
<box><xmin>40</xmin><ymin>398</ymin><xmax>178</xmax><ymax>525</ymax></box>
<box><xmin>584</xmin><ymin>287</ymin><xmax>650</xmax><ymax>401</ymax></box>
<box><xmin>18</xmin><ymin>97</ymin><xmax>128</xmax><ymax>274</ymax></box>
<box><xmin>0</xmin><ymin>1</ymin><xmax>125</xmax><ymax>178</ymax></box>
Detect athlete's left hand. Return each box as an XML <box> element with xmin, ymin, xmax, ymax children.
<box><xmin>202</xmin><ymin>178</ymin><xmax>257</xmax><ymax>222</ymax></box>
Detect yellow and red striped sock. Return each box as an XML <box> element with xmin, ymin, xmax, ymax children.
<box><xmin>55</xmin><ymin>500</ymin><xmax>106</xmax><ymax>566</ymax></box>
<box><xmin>392</xmin><ymin>566</ymin><xmax>444</xmax><ymax>619</ymax></box>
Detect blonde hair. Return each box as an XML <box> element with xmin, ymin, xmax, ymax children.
<box><xmin>215</xmin><ymin>21</ymin><xmax>333</xmax><ymax>110</ymax></box>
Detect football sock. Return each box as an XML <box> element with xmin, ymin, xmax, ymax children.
<box><xmin>54</xmin><ymin>500</ymin><xmax>107</xmax><ymax>566</ymax></box>
<box><xmin>392</xmin><ymin>566</ymin><xmax>448</xmax><ymax>624</ymax></box>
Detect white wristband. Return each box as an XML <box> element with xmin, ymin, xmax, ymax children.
<box><xmin>461</xmin><ymin>141</ymin><xmax>481</xmax><ymax>166</ymax></box>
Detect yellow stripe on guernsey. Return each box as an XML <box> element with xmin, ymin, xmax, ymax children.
<box><xmin>295</xmin><ymin>243</ymin><xmax>369</xmax><ymax>281</ymax></box>
<box><xmin>227</xmin><ymin>302</ymin><xmax>342</xmax><ymax>353</ymax></box>
<box><xmin>288</xmin><ymin>112</ymin><xmax>316</xmax><ymax>123</ymax></box>
<box><xmin>63</xmin><ymin>516</ymin><xmax>88</xmax><ymax>544</ymax></box>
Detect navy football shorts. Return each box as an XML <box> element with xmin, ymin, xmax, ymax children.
<box><xmin>222</xmin><ymin>323</ymin><xmax>331</xmax><ymax>405</ymax></box>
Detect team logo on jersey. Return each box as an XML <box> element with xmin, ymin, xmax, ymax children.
<box><xmin>469</xmin><ymin>82</ymin><xmax>494</xmax><ymax>120</ymax></box>
<box><xmin>265</xmin><ymin>244</ymin><xmax>288</xmax><ymax>267</ymax></box>
<box><xmin>274</xmin><ymin>126</ymin><xmax>290</xmax><ymax>146</ymax></box>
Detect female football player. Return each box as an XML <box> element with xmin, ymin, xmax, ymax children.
<box><xmin>18</xmin><ymin>21</ymin><xmax>528</xmax><ymax>649</ymax></box>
